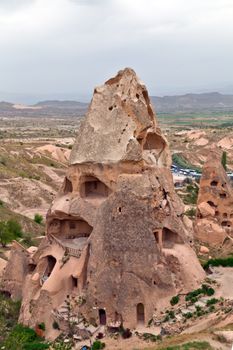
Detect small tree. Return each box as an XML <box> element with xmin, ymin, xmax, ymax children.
<box><xmin>34</xmin><ymin>214</ymin><xmax>43</xmax><ymax>224</ymax></box>
<box><xmin>221</xmin><ymin>151</ymin><xmax>227</xmax><ymax>171</ymax></box>
<box><xmin>170</xmin><ymin>295</ymin><xmax>180</xmax><ymax>306</ymax></box>
<box><xmin>6</xmin><ymin>219</ymin><xmax>22</xmax><ymax>237</ymax></box>
<box><xmin>0</xmin><ymin>220</ymin><xmax>22</xmax><ymax>247</ymax></box>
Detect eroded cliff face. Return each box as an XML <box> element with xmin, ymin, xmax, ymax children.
<box><xmin>195</xmin><ymin>150</ymin><xmax>233</xmax><ymax>247</ymax></box>
<box><xmin>2</xmin><ymin>68</ymin><xmax>204</xmax><ymax>336</ymax></box>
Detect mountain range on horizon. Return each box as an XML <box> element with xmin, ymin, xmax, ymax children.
<box><xmin>1</xmin><ymin>91</ymin><xmax>233</xmax><ymax>116</ymax></box>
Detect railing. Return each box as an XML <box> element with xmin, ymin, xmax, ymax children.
<box><xmin>49</xmin><ymin>234</ymin><xmax>82</xmax><ymax>258</ymax></box>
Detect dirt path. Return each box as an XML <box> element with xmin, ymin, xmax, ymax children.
<box><xmin>209</xmin><ymin>267</ymin><xmax>233</xmax><ymax>300</ymax></box>
<box><xmin>92</xmin><ymin>332</ymin><xmax>231</xmax><ymax>350</ymax></box>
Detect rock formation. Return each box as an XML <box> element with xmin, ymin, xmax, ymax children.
<box><xmin>1</xmin><ymin>241</ymin><xmax>37</xmax><ymax>299</ymax></box>
<box><xmin>195</xmin><ymin>150</ymin><xmax>233</xmax><ymax>247</ymax></box>
<box><xmin>1</xmin><ymin>68</ymin><xmax>204</xmax><ymax>337</ymax></box>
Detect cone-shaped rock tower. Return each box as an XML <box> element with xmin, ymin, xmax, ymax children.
<box><xmin>9</xmin><ymin>68</ymin><xmax>204</xmax><ymax>334</ymax></box>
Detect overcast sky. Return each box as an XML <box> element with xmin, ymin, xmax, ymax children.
<box><xmin>0</xmin><ymin>0</ymin><xmax>233</xmax><ymax>103</ymax></box>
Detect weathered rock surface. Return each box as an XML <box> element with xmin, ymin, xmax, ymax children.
<box><xmin>70</xmin><ymin>68</ymin><xmax>170</xmax><ymax>167</ymax></box>
<box><xmin>195</xmin><ymin>150</ymin><xmax>233</xmax><ymax>246</ymax></box>
<box><xmin>199</xmin><ymin>246</ymin><xmax>210</xmax><ymax>255</ymax></box>
<box><xmin>0</xmin><ymin>257</ymin><xmax>7</xmax><ymax>278</ymax></box>
<box><xmin>1</xmin><ymin>241</ymin><xmax>31</xmax><ymax>299</ymax></box>
<box><xmin>214</xmin><ymin>331</ymin><xmax>233</xmax><ymax>343</ymax></box>
<box><xmin>1</xmin><ymin>68</ymin><xmax>204</xmax><ymax>336</ymax></box>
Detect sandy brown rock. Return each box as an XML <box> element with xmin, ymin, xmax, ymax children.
<box><xmin>214</xmin><ymin>331</ymin><xmax>233</xmax><ymax>343</ymax></box>
<box><xmin>195</xmin><ymin>150</ymin><xmax>233</xmax><ymax>247</ymax></box>
<box><xmin>70</xmin><ymin>68</ymin><xmax>171</xmax><ymax>167</ymax></box>
<box><xmin>199</xmin><ymin>246</ymin><xmax>210</xmax><ymax>254</ymax></box>
<box><xmin>1</xmin><ymin>241</ymin><xmax>31</xmax><ymax>299</ymax></box>
<box><xmin>0</xmin><ymin>257</ymin><xmax>7</xmax><ymax>278</ymax></box>
<box><xmin>2</xmin><ymin>68</ymin><xmax>204</xmax><ymax>336</ymax></box>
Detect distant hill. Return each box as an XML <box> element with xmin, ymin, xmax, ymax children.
<box><xmin>0</xmin><ymin>101</ymin><xmax>15</xmax><ymax>111</ymax></box>
<box><xmin>151</xmin><ymin>92</ymin><xmax>233</xmax><ymax>114</ymax></box>
<box><xmin>0</xmin><ymin>100</ymin><xmax>89</xmax><ymax>118</ymax></box>
<box><xmin>1</xmin><ymin>92</ymin><xmax>233</xmax><ymax>116</ymax></box>
<box><xmin>34</xmin><ymin>100</ymin><xmax>88</xmax><ymax>110</ymax></box>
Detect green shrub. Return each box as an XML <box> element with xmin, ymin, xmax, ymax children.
<box><xmin>142</xmin><ymin>333</ymin><xmax>162</xmax><ymax>342</ymax></box>
<box><xmin>195</xmin><ymin>305</ymin><xmax>205</xmax><ymax>317</ymax></box>
<box><xmin>7</xmin><ymin>219</ymin><xmax>23</xmax><ymax>237</ymax></box>
<box><xmin>195</xmin><ymin>305</ymin><xmax>202</xmax><ymax>312</ymax></box>
<box><xmin>185</xmin><ymin>288</ymin><xmax>203</xmax><ymax>301</ymax></box>
<box><xmin>2</xmin><ymin>324</ymin><xmax>50</xmax><ymax>350</ymax></box>
<box><xmin>184</xmin><ymin>312</ymin><xmax>193</xmax><ymax>319</ymax></box>
<box><xmin>190</xmin><ymin>297</ymin><xmax>198</xmax><ymax>304</ymax></box>
<box><xmin>202</xmin><ymin>284</ymin><xmax>214</xmax><ymax>296</ymax></box>
<box><xmin>0</xmin><ymin>219</ymin><xmax>23</xmax><ymax>247</ymax></box>
<box><xmin>163</xmin><ymin>314</ymin><xmax>170</xmax><ymax>322</ymax></box>
<box><xmin>172</xmin><ymin>154</ymin><xmax>201</xmax><ymax>172</ymax></box>
<box><xmin>203</xmin><ymin>256</ymin><xmax>233</xmax><ymax>269</ymax></box>
<box><xmin>34</xmin><ymin>214</ymin><xmax>43</xmax><ymax>225</ymax></box>
<box><xmin>183</xmin><ymin>184</ymin><xmax>199</xmax><ymax>205</ymax></box>
<box><xmin>196</xmin><ymin>310</ymin><xmax>205</xmax><ymax>317</ymax></box>
<box><xmin>170</xmin><ymin>295</ymin><xmax>180</xmax><ymax>306</ymax></box>
<box><xmin>148</xmin><ymin>318</ymin><xmax>153</xmax><ymax>327</ymax></box>
<box><xmin>168</xmin><ymin>310</ymin><xmax>175</xmax><ymax>319</ymax></box>
<box><xmin>0</xmin><ymin>294</ymin><xmax>21</xmax><ymax>331</ymax></box>
<box><xmin>185</xmin><ymin>284</ymin><xmax>215</xmax><ymax>301</ymax></box>
<box><xmin>208</xmin><ymin>305</ymin><xmax>215</xmax><ymax>312</ymax></box>
<box><xmin>206</xmin><ymin>298</ymin><xmax>218</xmax><ymax>306</ymax></box>
<box><xmin>3</xmin><ymin>324</ymin><xmax>39</xmax><ymax>350</ymax></box>
<box><xmin>92</xmin><ymin>340</ymin><xmax>106</xmax><ymax>349</ymax></box>
<box><xmin>185</xmin><ymin>208</ymin><xmax>196</xmax><ymax>218</ymax></box>
<box><xmin>38</xmin><ymin>322</ymin><xmax>45</xmax><ymax>331</ymax></box>
<box><xmin>221</xmin><ymin>151</ymin><xmax>227</xmax><ymax>171</ymax></box>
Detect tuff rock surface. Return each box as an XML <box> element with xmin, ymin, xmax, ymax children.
<box><xmin>195</xmin><ymin>150</ymin><xmax>233</xmax><ymax>247</ymax></box>
<box><xmin>1</xmin><ymin>68</ymin><xmax>204</xmax><ymax>337</ymax></box>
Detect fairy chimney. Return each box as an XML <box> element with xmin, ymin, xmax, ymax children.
<box><xmin>195</xmin><ymin>150</ymin><xmax>233</xmax><ymax>246</ymax></box>
<box><xmin>8</xmin><ymin>68</ymin><xmax>204</xmax><ymax>335</ymax></box>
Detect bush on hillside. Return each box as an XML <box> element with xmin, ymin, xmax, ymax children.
<box><xmin>0</xmin><ymin>219</ymin><xmax>22</xmax><ymax>247</ymax></box>
<box><xmin>34</xmin><ymin>214</ymin><xmax>43</xmax><ymax>225</ymax></box>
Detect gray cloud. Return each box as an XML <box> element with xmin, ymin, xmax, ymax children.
<box><xmin>69</xmin><ymin>0</ymin><xmax>109</xmax><ymax>5</ymax></box>
<box><xmin>0</xmin><ymin>0</ymin><xmax>233</xmax><ymax>103</ymax></box>
<box><xmin>0</xmin><ymin>0</ymin><xmax>36</xmax><ymax>11</ymax></box>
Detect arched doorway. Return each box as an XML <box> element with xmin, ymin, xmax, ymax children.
<box><xmin>136</xmin><ymin>303</ymin><xmax>145</xmax><ymax>325</ymax></box>
<box><xmin>80</xmin><ymin>176</ymin><xmax>109</xmax><ymax>199</ymax></box>
<box><xmin>99</xmin><ymin>309</ymin><xmax>107</xmax><ymax>325</ymax></box>
<box><xmin>41</xmin><ymin>255</ymin><xmax>57</xmax><ymax>285</ymax></box>
<box><xmin>143</xmin><ymin>133</ymin><xmax>165</xmax><ymax>151</ymax></box>
<box><xmin>47</xmin><ymin>255</ymin><xmax>56</xmax><ymax>276</ymax></box>
<box><xmin>64</xmin><ymin>177</ymin><xmax>73</xmax><ymax>194</ymax></box>
<box><xmin>162</xmin><ymin>227</ymin><xmax>182</xmax><ymax>248</ymax></box>
<box><xmin>0</xmin><ymin>290</ymin><xmax>11</xmax><ymax>298</ymax></box>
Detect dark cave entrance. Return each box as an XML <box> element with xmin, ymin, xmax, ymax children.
<box><xmin>99</xmin><ymin>309</ymin><xmax>107</xmax><ymax>325</ymax></box>
<box><xmin>46</xmin><ymin>255</ymin><xmax>56</xmax><ymax>277</ymax></box>
<box><xmin>136</xmin><ymin>303</ymin><xmax>145</xmax><ymax>325</ymax></box>
<box><xmin>80</xmin><ymin>176</ymin><xmax>109</xmax><ymax>199</ymax></box>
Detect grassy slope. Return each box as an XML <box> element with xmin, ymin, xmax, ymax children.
<box><xmin>0</xmin><ymin>143</ymin><xmax>65</xmax><ymax>182</ymax></box>
<box><xmin>0</xmin><ymin>204</ymin><xmax>44</xmax><ymax>237</ymax></box>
